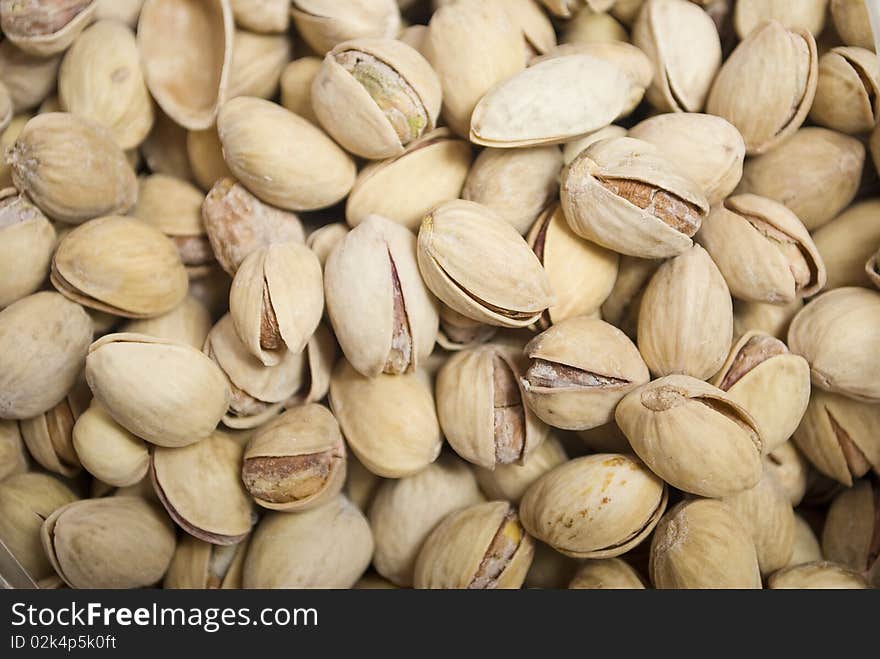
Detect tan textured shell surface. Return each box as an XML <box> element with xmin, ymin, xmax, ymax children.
<box><xmin>227</xmin><ymin>29</ymin><xmax>290</xmax><ymax>100</ymax></box>
<box><xmin>569</xmin><ymin>558</ymin><xmax>646</xmax><ymax>590</ymax></box>
<box><xmin>72</xmin><ymin>401</ymin><xmax>149</xmax><ymax>487</ymax></box>
<box><xmin>831</xmin><ymin>0</ymin><xmax>873</xmax><ymax>49</ymax></box>
<box><xmin>19</xmin><ymin>378</ymin><xmax>89</xmax><ymax>477</ymax></box>
<box><xmin>290</xmin><ymin>0</ymin><xmax>400</xmax><ymax>55</ymax></box>
<box><xmin>138</xmin><ymin>0</ymin><xmax>233</xmax><ymax>130</ymax></box>
<box><xmin>164</xmin><ymin>535</ymin><xmax>249</xmax><ymax>589</ymax></box>
<box><xmin>821</xmin><ymin>480</ymin><xmax>877</xmax><ymax>581</ymax></box>
<box><xmin>0</xmin><ymin>0</ymin><xmax>97</xmax><ymax>57</ymax></box>
<box><xmin>764</xmin><ymin>442</ymin><xmax>809</xmax><ymax>506</ymax></box>
<box><xmin>280</xmin><ymin>56</ymin><xmax>322</xmax><ymax>124</ymax></box>
<box><xmin>230</xmin><ymin>0</ymin><xmax>288</xmax><ymax>33</ymax></box>
<box><xmin>0</xmin><ymin>419</ymin><xmax>28</xmax><ymax>480</ymax></box>
<box><xmin>810</xmin><ymin>46</ymin><xmax>880</xmax><ymax>135</ymax></box>
<box><xmin>187</xmin><ymin>126</ymin><xmax>232</xmax><ymax>191</ymax></box>
<box><xmin>134</xmin><ymin>174</ymin><xmax>205</xmax><ymax>239</ymax></box>
<box><xmin>768</xmin><ymin>561</ymin><xmax>868</xmax><ymax>589</ymax></box>
<box><xmin>812</xmin><ymin>200</ymin><xmax>880</xmax><ymax>290</ymax></box>
<box><xmin>123</xmin><ymin>295</ymin><xmax>211</xmax><ymax>349</ymax></box>
<box><xmin>0</xmin><ymin>189</ymin><xmax>56</xmax><ymax>308</ymax></box>
<box><xmin>0</xmin><ymin>41</ymin><xmax>61</xmax><ymax>113</ymax></box>
<box><xmin>141</xmin><ymin>109</ymin><xmax>193</xmax><ymax>181</ymax></box>
<box><xmin>787</xmin><ymin>513</ymin><xmax>823</xmax><ymax>567</ymax></box>
<box><xmin>475</xmin><ymin>434</ymin><xmax>567</xmax><ymax>504</ymax></box>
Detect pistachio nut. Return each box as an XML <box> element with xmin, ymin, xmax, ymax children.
<box><xmin>810</xmin><ymin>47</ymin><xmax>879</xmax><ymax>135</ymax></box>
<box><xmin>764</xmin><ymin>441</ymin><xmax>809</xmax><ymax>506</ymax></box>
<box><xmin>637</xmin><ymin>244</ymin><xmax>733</xmax><ymax>380</ymax></box>
<box><xmin>562</xmin><ymin>124</ymin><xmax>627</xmax><ymax>166</ymax></box>
<box><xmin>19</xmin><ymin>377</ymin><xmax>89</xmax><ymax>477</ymax></box>
<box><xmin>475</xmin><ymin>434</ymin><xmax>567</xmax><ymax>504</ymax></box>
<box><xmin>138</xmin><ymin>0</ymin><xmax>233</xmax><ymax>130</ymax></box>
<box><xmin>241</xmin><ymin>404</ymin><xmax>346</xmax><ymax>512</ymax></box>
<box><xmin>230</xmin><ymin>0</ymin><xmax>287</xmax><ymax>33</ymax></box>
<box><xmin>243</xmin><ymin>495</ymin><xmax>373</xmax><ymax>588</ymax></box>
<box><xmin>521</xmin><ymin>316</ymin><xmax>649</xmax><ymax>431</ymax></box>
<box><xmin>706</xmin><ymin>20</ymin><xmax>818</xmax><ymax>155</ymax></box>
<box><xmin>561</xmin><ymin>137</ymin><xmax>709</xmax><ymax>259</ymax></box>
<box><xmin>733</xmin><ymin>298</ymin><xmax>803</xmax><ymax>342</ymax></box>
<box><xmin>600</xmin><ymin>255</ymin><xmax>662</xmax><ymax>340</ymax></box>
<box><xmin>0</xmin><ymin>41</ymin><xmax>60</xmax><ymax>113</ymax></box>
<box><xmin>71</xmin><ymin>401</ymin><xmax>149</xmax><ymax>487</ymax></box>
<box><xmin>0</xmin><ymin>472</ymin><xmax>77</xmax><ymax>580</ymax></box>
<box><xmin>0</xmin><ymin>420</ymin><xmax>28</xmax><ymax>481</ymax></box>
<box><xmin>768</xmin><ymin>561</ymin><xmax>868</xmax><ymax>589</ymax></box>
<box><xmin>0</xmin><ymin>188</ymin><xmax>56</xmax><ymax>309</ymax></box>
<box><xmin>562</xmin><ymin>6</ymin><xmax>628</xmax><ymax>45</ymax></box>
<box><xmin>463</xmin><ymin>146</ymin><xmax>562</xmax><ymax>235</ymax></box>
<box><xmin>812</xmin><ymin>200</ymin><xmax>880</xmax><ymax>289</ymax></box>
<box><xmin>521</xmin><ymin>454</ymin><xmax>667</xmax><ymax>559</ymax></box>
<box><xmin>787</xmin><ymin>514</ymin><xmax>823</xmax><ymax>568</ymax></box>
<box><xmin>616</xmin><ymin>375</ymin><xmax>763</xmax><ymax>497</ymax></box>
<box><xmin>414</xmin><ymin>500</ymin><xmax>535</xmax><ymax>589</ymax></box>
<box><xmin>164</xmin><ymin>535</ymin><xmax>249</xmax><ymax>589</ymax></box>
<box><xmin>527</xmin><ymin>205</ymin><xmax>618</xmax><ymax>327</ymax></box>
<box><xmin>217</xmin><ymin>97</ymin><xmax>356</xmax><ymax>211</ymax></box>
<box><xmin>41</xmin><ymin>496</ymin><xmax>175</xmax><ymax>588</ymax></box>
<box><xmin>290</xmin><ymin>0</ymin><xmax>400</xmax><ymax>56</ymax></box>
<box><xmin>734</xmin><ymin>0</ymin><xmax>828</xmax><ymax>39</ymax></box>
<box><xmin>141</xmin><ymin>109</ymin><xmax>194</xmax><ymax>182</ymax></box>
<box><xmin>831</xmin><ymin>0</ymin><xmax>873</xmax><ymax>50</ymax></box>
<box><xmin>7</xmin><ymin>112</ymin><xmax>136</xmax><ymax>224</ymax></box>
<box><xmin>867</xmin><ymin>248</ymin><xmax>880</xmax><ymax>290</ymax></box>
<box><xmin>507</xmin><ymin>0</ymin><xmax>556</xmax><ymax>57</ymax></box>
<box><xmin>569</xmin><ymin>558</ymin><xmax>646</xmax><ymax>589</ymax></box>
<box><xmin>0</xmin><ymin>0</ymin><xmax>96</xmax><ymax>57</ymax></box>
<box><xmin>228</xmin><ymin>241</ymin><xmax>323</xmax><ymax>365</ymax></box>
<box><xmin>369</xmin><ymin>454</ymin><xmax>484</xmax><ymax>586</ymax></box>
<box><xmin>325</xmin><ymin>214</ymin><xmax>438</xmax><ymax>378</ymax></box>
<box><xmin>436</xmin><ymin>303</ymin><xmax>498</xmax><ymax>352</ymax></box>
<box><xmin>650</xmin><ymin>499</ymin><xmax>762</xmax><ymax>589</ymax></box>
<box><xmin>822</xmin><ymin>480</ymin><xmax>879</xmax><ymax>586</ymax></box>
<box><xmin>279</xmin><ymin>56</ymin><xmax>322</xmax><ymax>124</ymax></box>
<box><xmin>737</xmin><ymin>129</ymin><xmax>863</xmax><ymax>233</ymax></box>
<box><xmin>227</xmin><ymin>29</ymin><xmax>290</xmax><ymax>100</ymax></box>
<box><xmin>187</xmin><ymin>126</ymin><xmax>233</xmax><ymax>192</ymax></box>
<box><xmin>346</xmin><ymin>128</ymin><xmax>472</xmax><ymax>231</ymax></box>
<box><xmin>791</xmin><ymin>388</ymin><xmax>880</xmax><ymax>486</ymax></box>
<box><xmin>0</xmin><ymin>291</ymin><xmax>92</xmax><ymax>420</ymax></box>
<box><xmin>329</xmin><ymin>359</ymin><xmax>441</xmax><ymax>478</ymax></box>
<box><xmin>312</xmin><ymin>38</ymin><xmax>441</xmax><ymax>159</ymax></box>
<box><xmin>628</xmin><ymin>113</ymin><xmax>745</xmax><ymax>205</ymax></box>
<box><xmin>58</xmin><ymin>19</ymin><xmax>153</xmax><ymax>149</ymax></box>
<box><xmin>424</xmin><ymin>0</ymin><xmax>525</xmax><ymax>137</ymax></box>
<box><xmin>633</xmin><ymin>0</ymin><xmax>722</xmax><ymax>112</ymax></box>
<box><xmin>51</xmin><ymin>216</ymin><xmax>188</xmax><ymax>318</ymax></box>
<box><xmin>85</xmin><ymin>333</ymin><xmax>231</xmax><ymax>447</ymax></box>
<box><xmin>123</xmin><ymin>294</ymin><xmax>212</xmax><ymax>349</ymax></box>
<box><xmin>788</xmin><ymin>287</ymin><xmax>880</xmax><ymax>403</ymax></box>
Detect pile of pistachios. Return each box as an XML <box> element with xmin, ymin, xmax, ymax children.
<box><xmin>0</xmin><ymin>0</ymin><xmax>879</xmax><ymax>591</ymax></box>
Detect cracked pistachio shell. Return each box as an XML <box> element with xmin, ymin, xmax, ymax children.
<box><xmin>569</xmin><ymin>558</ymin><xmax>646</xmax><ymax>589</ymax></box>
<box><xmin>638</xmin><ymin>245</ymin><xmax>733</xmax><ymax>379</ymax></box>
<box><xmin>633</xmin><ymin>0</ymin><xmax>721</xmax><ymax>112</ymax></box>
<box><xmin>312</xmin><ymin>38</ymin><xmax>441</xmax><ymax>159</ymax></box>
<box><xmin>346</xmin><ymin>128</ymin><xmax>472</xmax><ymax>231</ymax></box>
<box><xmin>650</xmin><ymin>499</ymin><xmax>761</xmax><ymax>589</ymax></box>
<box><xmin>290</xmin><ymin>0</ymin><xmax>399</xmax><ymax>55</ymax></box>
<box><xmin>51</xmin><ymin>216</ymin><xmax>188</xmax><ymax>318</ymax></box>
<box><xmin>867</xmin><ymin>249</ymin><xmax>880</xmax><ymax>290</ymax></box>
<box><xmin>698</xmin><ymin>194</ymin><xmax>826</xmax><ymax>305</ymax></box>
<box><xmin>72</xmin><ymin>401</ymin><xmax>149</xmax><ymax>487</ymax></box>
<box><xmin>628</xmin><ymin>113</ymin><xmax>745</xmax><ymax>206</ymax></box>
<box><xmin>616</xmin><ymin>375</ymin><xmax>763</xmax><ymax>497</ymax></box>
<box><xmin>8</xmin><ymin>112</ymin><xmax>136</xmax><ymax>224</ymax></box>
<box><xmin>792</xmin><ymin>388</ymin><xmax>880</xmax><ymax>486</ymax></box>
<box><xmin>521</xmin><ymin>453</ymin><xmax>668</xmax><ymax>559</ymax></box>
<box><xmin>138</xmin><ymin>0</ymin><xmax>233</xmax><ymax>130</ymax></box>
<box><xmin>810</xmin><ymin>47</ymin><xmax>880</xmax><ymax>134</ymax></box>
<box><xmin>822</xmin><ymin>480</ymin><xmax>880</xmax><ymax>586</ymax></box>
<box><xmin>228</xmin><ymin>29</ymin><xmax>290</xmax><ymax>100</ymax></box>
<box><xmin>768</xmin><ymin>561</ymin><xmax>868</xmax><ymax>589</ymax></box>
<box><xmin>280</xmin><ymin>56</ymin><xmax>322</xmax><ymax>124</ymax></box>
<box><xmin>713</xmin><ymin>332</ymin><xmax>810</xmax><ymax>454</ymax></box>
<box><xmin>85</xmin><ymin>333</ymin><xmax>231</xmax><ymax>448</ymax></box>
<box><xmin>507</xmin><ymin>0</ymin><xmax>556</xmax><ymax>56</ymax></box>
<box><xmin>244</xmin><ymin>496</ymin><xmax>372</xmax><ymax>589</ymax></box>
<box><xmin>229</xmin><ymin>241</ymin><xmax>324</xmax><ymax>366</ymax></box>
<box><xmin>282</xmin><ymin>322</ymin><xmax>337</xmax><ymax>410</ymax></box>
<box><xmin>325</xmin><ymin>214</ymin><xmax>438</xmax><ymax>378</ymax></box>
<box><xmin>600</xmin><ymin>255</ymin><xmax>661</xmax><ymax>340</ymax></box>
<box><xmin>734</xmin><ymin>0</ymin><xmax>828</xmax><ymax>39</ymax></box>
<box><xmin>164</xmin><ymin>535</ymin><xmax>249</xmax><ymax>589</ymax></box>
<box><xmin>787</xmin><ymin>514</ymin><xmax>822</xmax><ymax>567</ymax></box>
<box><xmin>463</xmin><ymin>146</ymin><xmax>562</xmax><ymax>235</ymax></box>
<box><xmin>58</xmin><ymin>19</ymin><xmax>153</xmax><ymax>149</ymax></box>
<box><xmin>527</xmin><ymin>205</ymin><xmax>618</xmax><ymax>327</ymax></box>
<box><xmin>330</xmin><ymin>360</ymin><xmax>441</xmax><ymax>478</ymax></box>
<box><xmin>0</xmin><ymin>189</ymin><xmax>56</xmax><ymax>308</ymax></box>
<box><xmin>230</xmin><ymin>0</ymin><xmax>287</xmax><ymax>33</ymax></box>
<box><xmin>151</xmin><ymin>430</ymin><xmax>253</xmax><ymax>544</ymax></box>
<box><xmin>424</xmin><ymin>0</ymin><xmax>525</xmax><ymax>138</ymax></box>
<box><xmin>242</xmin><ymin>404</ymin><xmax>346</xmax><ymax>512</ymax></box>
<box><xmin>813</xmin><ymin>200</ymin><xmax>880</xmax><ymax>290</ymax></box>
<box><xmin>0</xmin><ymin>0</ymin><xmax>96</xmax><ymax>57</ymax></box>
<box><xmin>561</xmin><ymin>137</ymin><xmax>709</xmax><ymax>259</ymax></box>
<box><xmin>736</xmin><ymin>128</ymin><xmax>864</xmax><ymax>232</ymax></box>
<box><xmin>706</xmin><ymin>21</ymin><xmax>818</xmax><ymax>155</ymax></box>
<box><xmin>521</xmin><ymin>316</ymin><xmax>649</xmax><ymax>431</ymax></box>
<box><xmin>436</xmin><ymin>343</ymin><xmax>549</xmax><ymax>469</ymax></box>
<box><xmin>475</xmin><ymin>434</ymin><xmax>567</xmax><ymax>504</ymax></box>
<box><xmin>123</xmin><ymin>294</ymin><xmax>212</xmax><ymax>349</ymax></box>
<box><xmin>0</xmin><ymin>292</ymin><xmax>91</xmax><ymax>420</ymax></box>
<box><xmin>205</xmin><ymin>314</ymin><xmax>304</xmax><ymax>429</ymax></box>
<box><xmin>20</xmin><ymin>378</ymin><xmax>89</xmax><ymax>478</ymax></box>
<box><xmin>764</xmin><ymin>441</ymin><xmax>809</xmax><ymax>506</ymax></box>
<box><xmin>414</xmin><ymin>500</ymin><xmax>534</xmax><ymax>589</ymax></box>
<box><xmin>0</xmin><ymin>42</ymin><xmax>60</xmax><ymax>113</ymax></box>
<box><xmin>0</xmin><ymin>420</ymin><xmax>29</xmax><ymax>480</ymax></box>
<box><xmin>831</xmin><ymin>0</ymin><xmax>874</xmax><ymax>50</ymax></box>
<box><xmin>417</xmin><ymin>199</ymin><xmax>554</xmax><ymax>328</ymax></box>
<box><xmin>0</xmin><ymin>472</ymin><xmax>77</xmax><ymax>580</ymax></box>
<box><xmin>41</xmin><ymin>496</ymin><xmax>175</xmax><ymax>589</ymax></box>
<box><xmin>563</xmin><ymin>124</ymin><xmax>627</xmax><ymax>166</ymax></box>
<box><xmin>470</xmin><ymin>55</ymin><xmax>630</xmax><ymax>148</ymax></box>
<box><xmin>788</xmin><ymin>287</ymin><xmax>880</xmax><ymax>402</ymax></box>
<box><xmin>217</xmin><ymin>97</ymin><xmax>356</xmax><ymax>211</ymax></box>
<box><xmin>370</xmin><ymin>454</ymin><xmax>484</xmax><ymax>586</ymax></box>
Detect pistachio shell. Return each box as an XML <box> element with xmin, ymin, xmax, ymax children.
<box><xmin>85</xmin><ymin>333</ymin><xmax>231</xmax><ymax>447</ymax></box>
<box><xmin>72</xmin><ymin>401</ymin><xmax>149</xmax><ymax>487</ymax></box>
<box><xmin>812</xmin><ymin>200</ymin><xmax>880</xmax><ymax>290</ymax></box>
<box><xmin>562</xmin><ymin>6</ymin><xmax>628</xmax><ymax>45</ymax></box>
<box><xmin>0</xmin><ymin>114</ymin><xmax>31</xmax><ymax>188</ymax></box>
<box><xmin>569</xmin><ymin>558</ymin><xmax>646</xmax><ymax>589</ymax></box>
<box><xmin>344</xmin><ymin>453</ymin><xmax>380</xmax><ymax>512</ymax></box>
<box><xmin>19</xmin><ymin>378</ymin><xmax>89</xmax><ymax>477</ymax></box>
<box><xmin>733</xmin><ymin>298</ymin><xmax>803</xmax><ymax>342</ymax></box>
<box><xmin>187</xmin><ymin>126</ymin><xmax>233</xmax><ymax>192</ymax></box>
<box><xmin>290</xmin><ymin>0</ymin><xmax>400</xmax><ymax>55</ymax></box>
<box><xmin>810</xmin><ymin>47</ymin><xmax>880</xmax><ymax>134</ymax></box>
<box><xmin>122</xmin><ymin>295</ymin><xmax>211</xmax><ymax>349</ymax></box>
<box><xmin>94</xmin><ymin>0</ymin><xmax>143</xmax><ymax>26</ymax></box>
<box><xmin>0</xmin><ymin>420</ymin><xmax>29</xmax><ymax>480</ymax></box>
<box><xmin>0</xmin><ymin>292</ymin><xmax>92</xmax><ymax>420</ymax></box>
<box><xmin>764</xmin><ymin>441</ymin><xmax>809</xmax><ymax>506</ymax></box>
<box><xmin>0</xmin><ymin>81</ymin><xmax>12</xmax><ymax>132</ymax></box>
<box><xmin>475</xmin><ymin>434</ymin><xmax>567</xmax><ymax>504</ymax></box>
<box><xmin>228</xmin><ymin>29</ymin><xmax>290</xmax><ymax>100</ymax></box>
<box><xmin>138</xmin><ymin>0</ymin><xmax>233</xmax><ymax>130</ymax></box>
<box><xmin>600</xmin><ymin>255</ymin><xmax>662</xmax><ymax>340</ymax></box>
<box><xmin>734</xmin><ymin>0</ymin><xmax>828</xmax><ymax>38</ymax></box>
<box><xmin>831</xmin><ymin>0</ymin><xmax>874</xmax><ymax>50</ymax></box>
<box><xmin>282</xmin><ymin>322</ymin><xmax>337</xmax><ymax>410</ymax></box>
<box><xmin>786</xmin><ymin>513</ymin><xmax>823</xmax><ymax>567</ymax></box>
<box><xmin>822</xmin><ymin>480</ymin><xmax>879</xmax><ymax>585</ymax></box>
<box><xmin>0</xmin><ymin>189</ymin><xmax>56</xmax><ymax>308</ymax></box>
<box><xmin>230</xmin><ymin>0</ymin><xmax>287</xmax><ymax>33</ymax></box>
<box><xmin>0</xmin><ymin>41</ymin><xmax>60</xmax><ymax>112</ymax></box>
<box><xmin>329</xmin><ymin>359</ymin><xmax>441</xmax><ymax>478</ymax></box>
<box><xmin>616</xmin><ymin>375</ymin><xmax>763</xmax><ymax>497</ymax></box>
<box><xmin>563</xmin><ymin>125</ymin><xmax>627</xmax><ymax>166</ymax></box>
<box><xmin>141</xmin><ymin>109</ymin><xmax>194</xmax><ymax>182</ymax></box>
<box><xmin>306</xmin><ymin>222</ymin><xmax>347</xmax><ymax>267</ymax></box>
<box><xmin>507</xmin><ymin>0</ymin><xmax>556</xmax><ymax>56</ymax></box>
<box><xmin>521</xmin><ymin>454</ymin><xmax>667</xmax><ymax>559</ymax></box>
<box><xmin>0</xmin><ymin>0</ymin><xmax>97</xmax><ymax>57</ymax></box>
<box><xmin>867</xmin><ymin>249</ymin><xmax>880</xmax><ymax>290</ymax></box>
<box><xmin>279</xmin><ymin>56</ymin><xmax>322</xmax><ymax>124</ymax></box>
<box><xmin>436</xmin><ymin>303</ymin><xmax>498</xmax><ymax>352</ymax></box>
<box><xmin>768</xmin><ymin>561</ymin><xmax>868</xmax><ymax>589</ymax></box>
<box><xmin>540</xmin><ymin>1</ymin><xmax>615</xmax><ymax>19</ymax></box>
<box><xmin>164</xmin><ymin>535</ymin><xmax>249</xmax><ymax>589</ymax></box>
